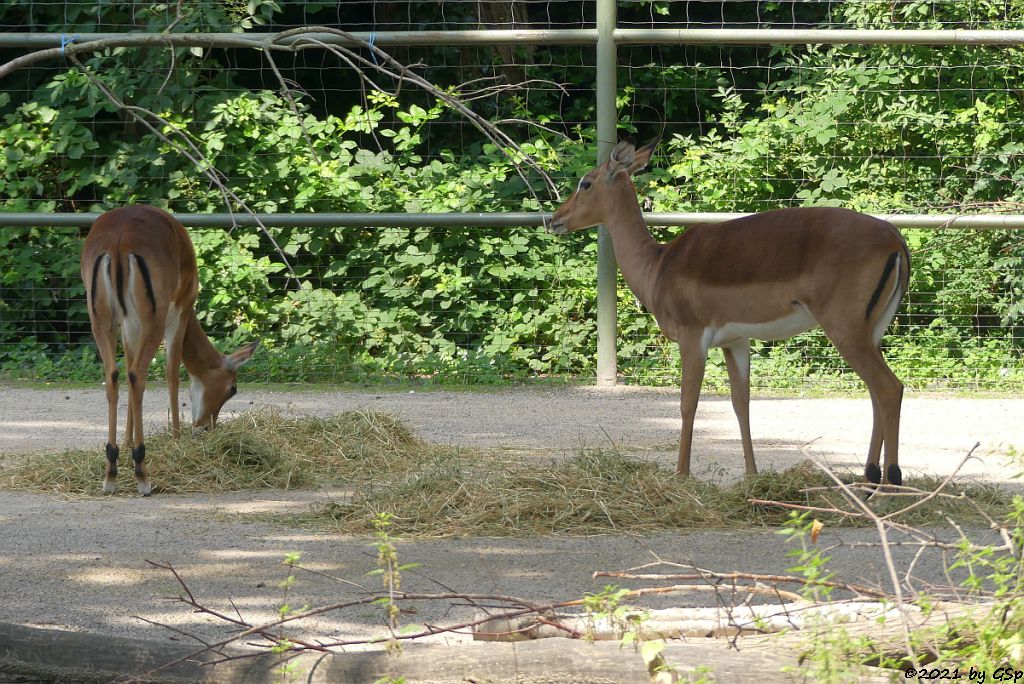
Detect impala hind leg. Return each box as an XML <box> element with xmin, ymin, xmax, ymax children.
<box><xmin>124</xmin><ymin>333</ymin><xmax>162</xmax><ymax>497</ymax></box>
<box><xmin>828</xmin><ymin>336</ymin><xmax>904</xmax><ymax>487</ymax></box>
<box><xmin>91</xmin><ymin>321</ymin><xmax>120</xmax><ymax>494</ymax></box>
<box><xmin>122</xmin><ymin>341</ymin><xmax>136</xmax><ymax>455</ymax></box>
<box><xmin>864</xmin><ymin>395</ymin><xmax>885</xmax><ymax>485</ymax></box>
<box><xmin>676</xmin><ymin>339</ymin><xmax>708</xmax><ymax>477</ymax></box>
<box><xmin>723</xmin><ymin>339</ymin><xmax>757</xmax><ymax>476</ymax></box>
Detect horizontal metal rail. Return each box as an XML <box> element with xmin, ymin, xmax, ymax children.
<box><xmin>3</xmin><ymin>212</ymin><xmax>1023</xmax><ymax>229</ymax></box>
<box><xmin>3</xmin><ymin>28</ymin><xmax>1024</xmax><ymax>49</ymax></box>
<box><xmin>613</xmin><ymin>28</ymin><xmax>1024</xmax><ymax>46</ymax></box>
<box><xmin>0</xmin><ymin>30</ymin><xmax>598</xmax><ymax>49</ymax></box>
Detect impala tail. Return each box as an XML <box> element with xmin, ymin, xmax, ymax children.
<box><xmin>87</xmin><ymin>252</ymin><xmax>118</xmax><ymax>321</ymax></box>
<box><xmin>88</xmin><ymin>249</ymin><xmax>162</xmax><ymax>346</ymax></box>
<box><xmin>865</xmin><ymin>239</ymin><xmax>911</xmax><ymax>347</ymax></box>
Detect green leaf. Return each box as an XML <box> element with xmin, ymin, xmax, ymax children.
<box><xmin>639</xmin><ymin>640</ymin><xmax>666</xmax><ymax>664</ymax></box>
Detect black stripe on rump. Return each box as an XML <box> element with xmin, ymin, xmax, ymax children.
<box><xmin>865</xmin><ymin>252</ymin><xmax>898</xmax><ymax>321</ymax></box>
<box><xmin>132</xmin><ymin>253</ymin><xmax>158</xmax><ymax>314</ymax></box>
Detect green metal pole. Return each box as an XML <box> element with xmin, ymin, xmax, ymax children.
<box><xmin>595</xmin><ymin>0</ymin><xmax>618</xmax><ymax>386</ymax></box>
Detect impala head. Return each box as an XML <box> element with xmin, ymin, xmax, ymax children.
<box><xmin>189</xmin><ymin>340</ymin><xmax>259</xmax><ymax>431</ymax></box>
<box><xmin>548</xmin><ymin>139</ymin><xmax>658</xmax><ymax>235</ymax></box>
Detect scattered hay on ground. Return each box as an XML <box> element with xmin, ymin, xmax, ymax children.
<box><xmin>289</xmin><ymin>450</ymin><xmax>1011</xmax><ymax>538</ymax></box>
<box><xmin>2</xmin><ymin>410</ymin><xmax>1011</xmax><ymax>536</ymax></box>
<box><xmin>0</xmin><ymin>408</ymin><xmax>435</xmax><ymax>494</ymax></box>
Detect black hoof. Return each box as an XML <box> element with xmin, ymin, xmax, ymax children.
<box><xmin>886</xmin><ymin>464</ymin><xmax>903</xmax><ymax>487</ymax></box>
<box><xmin>864</xmin><ymin>463</ymin><xmax>881</xmax><ymax>485</ymax></box>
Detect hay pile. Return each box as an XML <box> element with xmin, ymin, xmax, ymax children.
<box><xmin>295</xmin><ymin>449</ymin><xmax>1007</xmax><ymax>537</ymax></box>
<box><xmin>2</xmin><ymin>409</ymin><xmax>1009</xmax><ymax>536</ymax></box>
<box><xmin>2</xmin><ymin>409</ymin><xmax>429</xmax><ymax>494</ymax></box>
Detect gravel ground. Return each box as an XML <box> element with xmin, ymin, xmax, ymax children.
<box><xmin>0</xmin><ymin>384</ymin><xmax>1021</xmax><ymax>649</ymax></box>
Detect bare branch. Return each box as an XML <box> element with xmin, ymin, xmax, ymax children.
<box><xmin>593</xmin><ymin>567</ymin><xmax>890</xmax><ymax>599</ymax></box>
<box><xmin>881</xmin><ymin>442</ymin><xmax>981</xmax><ymax>521</ymax></box>
<box><xmin>261</xmin><ymin>48</ymin><xmax>322</xmax><ymax>165</ymax></box>
<box><xmin>0</xmin><ymin>33</ymin><xmax>295</xmax><ymax>80</ymax></box>
<box><xmin>806</xmin><ymin>456</ymin><xmax>922</xmax><ymax>670</ymax></box>
<box><xmin>1</xmin><ymin>26</ymin><xmax>561</xmax><ymax>204</ymax></box>
<box><xmin>68</xmin><ymin>54</ymin><xmax>298</xmax><ymax>283</ymax></box>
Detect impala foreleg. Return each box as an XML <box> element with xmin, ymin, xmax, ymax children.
<box><xmin>723</xmin><ymin>340</ymin><xmax>757</xmax><ymax>476</ymax></box>
<box><xmin>165</xmin><ymin>308</ymin><xmax>187</xmax><ymax>440</ymax></box>
<box><xmin>122</xmin><ymin>341</ymin><xmax>137</xmax><ymax>453</ymax></box>
<box><xmin>677</xmin><ymin>340</ymin><xmax>708</xmax><ymax>477</ymax></box>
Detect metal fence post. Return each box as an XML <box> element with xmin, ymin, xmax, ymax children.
<box><xmin>595</xmin><ymin>0</ymin><xmax>618</xmax><ymax>386</ymax></box>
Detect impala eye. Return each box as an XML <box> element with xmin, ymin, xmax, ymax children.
<box><xmin>579</xmin><ymin>179</ymin><xmax>592</xmax><ymax>191</ymax></box>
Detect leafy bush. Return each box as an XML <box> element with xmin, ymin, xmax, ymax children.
<box><xmin>0</xmin><ymin>0</ymin><xmax>1021</xmax><ymax>386</ymax></box>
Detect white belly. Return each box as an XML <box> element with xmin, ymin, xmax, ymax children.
<box><xmin>701</xmin><ymin>305</ymin><xmax>817</xmax><ymax>350</ymax></box>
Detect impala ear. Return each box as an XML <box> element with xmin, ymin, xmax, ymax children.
<box><xmin>626</xmin><ymin>139</ymin><xmax>658</xmax><ymax>175</ymax></box>
<box><xmin>608</xmin><ymin>138</ymin><xmax>657</xmax><ymax>178</ymax></box>
<box><xmin>225</xmin><ymin>340</ymin><xmax>259</xmax><ymax>371</ymax></box>
<box><xmin>608</xmin><ymin>139</ymin><xmax>637</xmax><ymax>176</ymax></box>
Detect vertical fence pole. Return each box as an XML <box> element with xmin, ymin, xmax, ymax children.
<box><xmin>595</xmin><ymin>0</ymin><xmax>618</xmax><ymax>386</ymax></box>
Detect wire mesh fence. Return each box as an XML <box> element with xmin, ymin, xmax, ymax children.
<box><xmin>1</xmin><ymin>1</ymin><xmax>1022</xmax><ymax>390</ymax></box>
<box><xmin>2</xmin><ymin>221</ymin><xmax>1020</xmax><ymax>390</ymax></box>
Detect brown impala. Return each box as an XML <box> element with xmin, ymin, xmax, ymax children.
<box><xmin>549</xmin><ymin>140</ymin><xmax>910</xmax><ymax>486</ymax></box>
<box><xmin>81</xmin><ymin>205</ymin><xmax>258</xmax><ymax>495</ymax></box>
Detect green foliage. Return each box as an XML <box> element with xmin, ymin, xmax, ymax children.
<box><xmin>0</xmin><ymin>225</ymin><xmax>90</xmax><ymax>376</ymax></box>
<box><xmin>369</xmin><ymin>512</ymin><xmax>422</xmax><ymax>658</ymax></box>
<box><xmin>936</xmin><ymin>496</ymin><xmax>1024</xmax><ymax>668</ymax></box>
<box><xmin>1</xmin><ymin>0</ymin><xmax>1021</xmax><ymax>386</ymax></box>
<box><xmin>777</xmin><ymin>512</ymin><xmax>836</xmax><ymax>603</ymax></box>
<box><xmin>788</xmin><ymin>489</ymin><xmax>1024</xmax><ymax>680</ymax></box>
<box><xmin>0</xmin><ymin>38</ymin><xmax>600</xmax><ymax>381</ymax></box>
<box><xmin>628</xmin><ymin>0</ymin><xmax>1024</xmax><ymax>386</ymax></box>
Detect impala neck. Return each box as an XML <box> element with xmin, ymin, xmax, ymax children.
<box><xmin>181</xmin><ymin>308</ymin><xmax>223</xmax><ymax>377</ymax></box>
<box><xmin>602</xmin><ymin>177</ymin><xmax>664</xmax><ymax>311</ymax></box>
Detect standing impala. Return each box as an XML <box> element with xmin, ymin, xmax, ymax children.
<box><xmin>549</xmin><ymin>140</ymin><xmax>910</xmax><ymax>486</ymax></box>
<box><xmin>81</xmin><ymin>205</ymin><xmax>258</xmax><ymax>495</ymax></box>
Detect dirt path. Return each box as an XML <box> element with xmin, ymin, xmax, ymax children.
<box><xmin>0</xmin><ymin>384</ymin><xmax>1021</xmax><ymax>653</ymax></box>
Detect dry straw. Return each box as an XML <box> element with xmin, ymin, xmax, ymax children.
<box><xmin>2</xmin><ymin>409</ymin><xmax>426</xmax><ymax>494</ymax></box>
<box><xmin>303</xmin><ymin>451</ymin><xmax>1009</xmax><ymax>537</ymax></box>
<box><xmin>2</xmin><ymin>409</ymin><xmax>1007</xmax><ymax>537</ymax></box>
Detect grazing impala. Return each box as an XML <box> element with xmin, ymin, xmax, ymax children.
<box><xmin>549</xmin><ymin>140</ymin><xmax>910</xmax><ymax>486</ymax></box>
<box><xmin>81</xmin><ymin>205</ymin><xmax>258</xmax><ymax>495</ymax></box>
